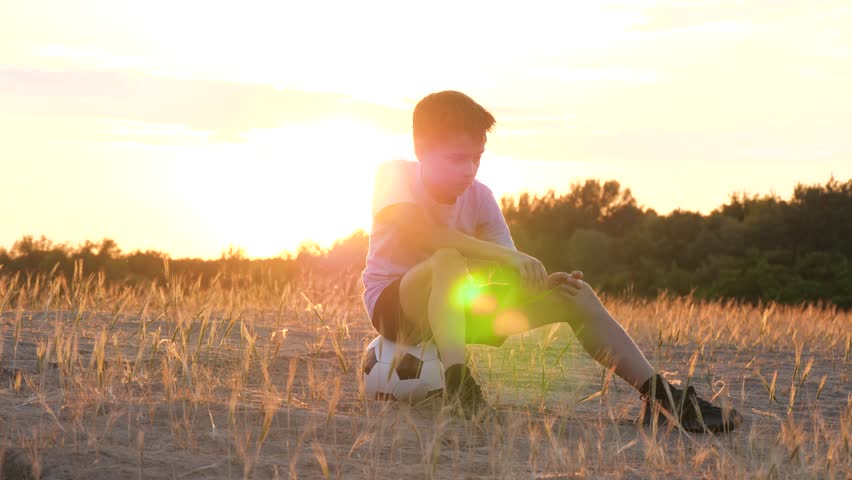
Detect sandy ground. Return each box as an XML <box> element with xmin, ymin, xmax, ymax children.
<box><xmin>0</xmin><ymin>288</ymin><xmax>849</xmax><ymax>479</ymax></box>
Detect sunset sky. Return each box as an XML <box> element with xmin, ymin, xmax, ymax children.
<box><xmin>2</xmin><ymin>1</ymin><xmax>850</xmax><ymax>259</ymax></box>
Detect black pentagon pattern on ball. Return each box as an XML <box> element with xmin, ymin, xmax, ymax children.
<box><xmin>395</xmin><ymin>353</ymin><xmax>424</xmax><ymax>380</ymax></box>
<box><xmin>363</xmin><ymin>348</ymin><xmax>378</xmax><ymax>375</ymax></box>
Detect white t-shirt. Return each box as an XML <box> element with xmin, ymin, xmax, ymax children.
<box><xmin>361</xmin><ymin>159</ymin><xmax>517</xmax><ymax>320</ymax></box>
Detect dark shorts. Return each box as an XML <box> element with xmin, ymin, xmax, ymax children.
<box><xmin>370</xmin><ymin>276</ymin><xmax>523</xmax><ymax>347</ymax></box>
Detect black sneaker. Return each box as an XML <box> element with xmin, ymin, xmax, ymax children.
<box><xmin>638</xmin><ymin>374</ymin><xmax>743</xmax><ymax>433</ymax></box>
<box><xmin>444</xmin><ymin>364</ymin><xmax>493</xmax><ymax>418</ymax></box>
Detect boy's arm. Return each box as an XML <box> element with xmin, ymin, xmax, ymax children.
<box><xmin>475</xmin><ymin>185</ymin><xmax>516</xmax><ymax>251</ymax></box>
<box><xmin>377</xmin><ymin>203</ymin><xmax>512</xmax><ymax>262</ymax></box>
<box><xmin>371</xmin><ymin>161</ymin><xmax>512</xmax><ymax>262</ymax></box>
<box><xmin>376</xmin><ymin>203</ymin><xmax>547</xmax><ymax>288</ymax></box>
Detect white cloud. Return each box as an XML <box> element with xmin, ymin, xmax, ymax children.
<box><xmin>0</xmin><ymin>67</ymin><xmax>407</xmax><ymax>140</ymax></box>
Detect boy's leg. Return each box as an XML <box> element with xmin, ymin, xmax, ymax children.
<box><xmin>401</xmin><ymin>255</ymin><xmax>743</xmax><ymax>431</ymax></box>
<box><xmin>491</xmin><ymin>280</ymin><xmax>655</xmax><ymax>389</ymax></box>
<box><xmin>398</xmin><ymin>248</ymin><xmax>493</xmax><ymax>414</ymax></box>
<box><xmin>493</xmin><ymin>280</ymin><xmax>743</xmax><ymax>431</ymax></box>
<box><xmin>398</xmin><ymin>248</ymin><xmax>470</xmax><ymax>367</ymax></box>
<box><xmin>397</xmin><ymin>250</ymin><xmax>655</xmax><ymax>389</ymax></box>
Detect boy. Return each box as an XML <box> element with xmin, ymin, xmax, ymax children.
<box><xmin>361</xmin><ymin>91</ymin><xmax>742</xmax><ymax>432</ymax></box>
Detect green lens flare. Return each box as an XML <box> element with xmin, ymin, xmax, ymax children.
<box><xmin>450</xmin><ymin>275</ymin><xmax>482</xmax><ymax>310</ymax></box>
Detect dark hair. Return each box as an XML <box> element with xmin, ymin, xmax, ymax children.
<box><xmin>412</xmin><ymin>90</ymin><xmax>496</xmax><ymax>154</ymax></box>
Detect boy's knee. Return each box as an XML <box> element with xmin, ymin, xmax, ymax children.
<box><xmin>430</xmin><ymin>248</ymin><xmax>467</xmax><ymax>276</ymax></box>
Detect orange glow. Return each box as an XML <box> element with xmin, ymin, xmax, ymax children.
<box><xmin>165</xmin><ymin>118</ymin><xmax>412</xmax><ymax>258</ymax></box>
<box><xmin>494</xmin><ymin>310</ymin><xmax>530</xmax><ymax>337</ymax></box>
<box><xmin>470</xmin><ymin>293</ymin><xmax>499</xmax><ymax>316</ymax></box>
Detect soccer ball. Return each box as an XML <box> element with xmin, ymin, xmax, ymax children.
<box><xmin>362</xmin><ymin>335</ymin><xmax>445</xmax><ymax>403</ymax></box>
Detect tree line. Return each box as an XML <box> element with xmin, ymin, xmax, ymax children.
<box><xmin>2</xmin><ymin>177</ymin><xmax>849</xmax><ymax>308</ymax></box>
<box><xmin>502</xmin><ymin>176</ymin><xmax>851</xmax><ymax>308</ymax></box>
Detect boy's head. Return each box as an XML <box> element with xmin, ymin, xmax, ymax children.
<box><xmin>413</xmin><ymin>91</ymin><xmax>496</xmax><ymax>201</ymax></box>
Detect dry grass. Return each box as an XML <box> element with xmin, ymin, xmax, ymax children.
<box><xmin>0</xmin><ymin>264</ymin><xmax>849</xmax><ymax>479</ymax></box>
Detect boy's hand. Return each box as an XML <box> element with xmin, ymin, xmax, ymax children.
<box><xmin>546</xmin><ymin>270</ymin><xmax>584</xmax><ymax>296</ymax></box>
<box><xmin>503</xmin><ymin>251</ymin><xmax>547</xmax><ymax>289</ymax></box>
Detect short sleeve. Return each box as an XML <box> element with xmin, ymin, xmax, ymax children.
<box><xmin>371</xmin><ymin>160</ymin><xmax>416</xmax><ymax>219</ymax></box>
<box><xmin>475</xmin><ymin>185</ymin><xmax>517</xmax><ymax>250</ymax></box>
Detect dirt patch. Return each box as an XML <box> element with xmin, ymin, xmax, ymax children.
<box><xmin>0</xmin><ymin>275</ymin><xmax>848</xmax><ymax>479</ymax></box>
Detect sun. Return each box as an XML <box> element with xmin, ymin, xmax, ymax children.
<box><xmin>168</xmin><ymin>117</ymin><xmax>413</xmax><ymax>258</ymax></box>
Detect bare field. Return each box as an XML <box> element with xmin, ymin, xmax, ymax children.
<box><xmin>0</xmin><ymin>267</ymin><xmax>849</xmax><ymax>479</ymax></box>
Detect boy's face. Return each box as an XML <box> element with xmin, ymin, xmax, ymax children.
<box><xmin>418</xmin><ymin>132</ymin><xmax>485</xmax><ymax>201</ymax></box>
